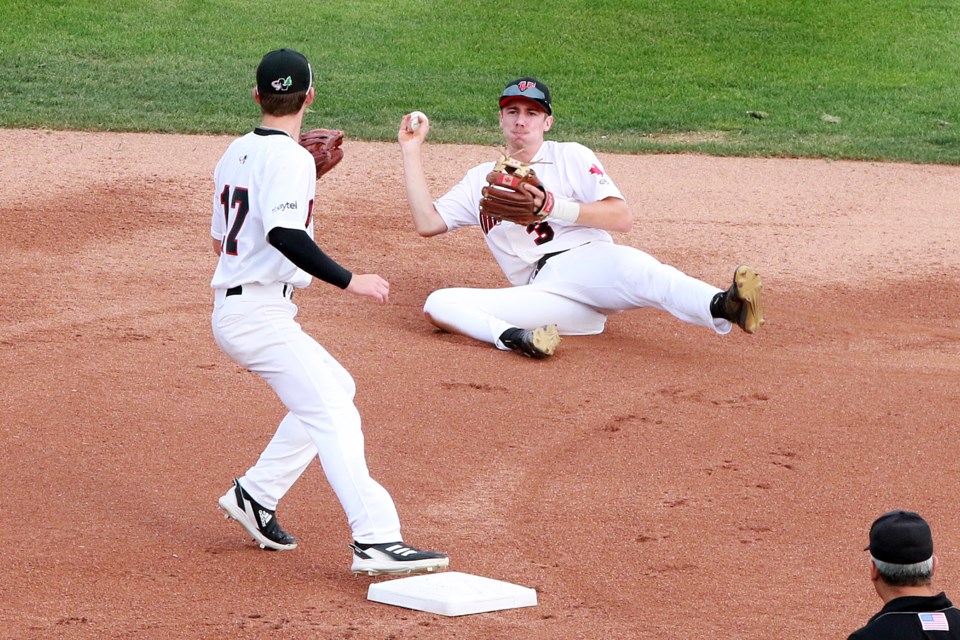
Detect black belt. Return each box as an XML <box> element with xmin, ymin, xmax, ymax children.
<box><xmin>225</xmin><ymin>284</ymin><xmax>293</xmax><ymax>297</ymax></box>
<box><xmin>531</xmin><ymin>249</ymin><xmax>571</xmax><ymax>280</ymax></box>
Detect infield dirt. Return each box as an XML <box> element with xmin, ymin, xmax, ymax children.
<box><xmin>2</xmin><ymin>129</ymin><xmax>958</xmax><ymax>639</ymax></box>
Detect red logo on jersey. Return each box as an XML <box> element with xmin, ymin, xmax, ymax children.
<box><xmin>589</xmin><ymin>164</ymin><xmax>605</xmax><ymax>176</ymax></box>
<box><xmin>518</xmin><ymin>80</ymin><xmax>537</xmax><ymax>92</ymax></box>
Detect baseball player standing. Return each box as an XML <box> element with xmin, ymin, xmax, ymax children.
<box><xmin>210</xmin><ymin>48</ymin><xmax>448</xmax><ymax>575</ymax></box>
<box><xmin>397</xmin><ymin>77</ymin><xmax>763</xmax><ymax>358</ymax></box>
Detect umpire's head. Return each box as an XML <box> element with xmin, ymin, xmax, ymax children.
<box><xmin>864</xmin><ymin>510</ymin><xmax>936</xmax><ymax>587</ymax></box>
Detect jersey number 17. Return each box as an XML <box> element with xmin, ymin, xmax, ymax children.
<box><xmin>219</xmin><ymin>184</ymin><xmax>314</xmax><ymax>256</ymax></box>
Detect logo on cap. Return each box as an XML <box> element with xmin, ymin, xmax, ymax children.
<box><xmin>256</xmin><ymin>49</ymin><xmax>312</xmax><ymax>95</ymax></box>
<box><xmin>499</xmin><ymin>77</ymin><xmax>552</xmax><ymax>115</ymax></box>
<box><xmin>271</xmin><ymin>76</ymin><xmax>293</xmax><ymax>92</ymax></box>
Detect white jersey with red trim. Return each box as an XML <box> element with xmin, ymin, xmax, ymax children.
<box><xmin>433</xmin><ymin>140</ymin><xmax>624</xmax><ymax>285</ymax></box>
<box><xmin>210</xmin><ymin>127</ymin><xmax>317</xmax><ymax>290</ymax></box>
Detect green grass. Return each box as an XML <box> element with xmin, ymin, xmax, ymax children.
<box><xmin>2</xmin><ymin>0</ymin><xmax>959</xmax><ymax>163</ymax></box>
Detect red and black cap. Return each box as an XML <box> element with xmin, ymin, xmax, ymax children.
<box><xmin>499</xmin><ymin>77</ymin><xmax>552</xmax><ymax>115</ymax></box>
<box><xmin>256</xmin><ymin>48</ymin><xmax>312</xmax><ymax>95</ymax></box>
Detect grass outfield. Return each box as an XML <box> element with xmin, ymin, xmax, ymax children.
<box><xmin>3</xmin><ymin>0</ymin><xmax>959</xmax><ymax>163</ymax></box>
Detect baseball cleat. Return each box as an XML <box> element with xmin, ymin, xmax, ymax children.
<box><xmin>719</xmin><ymin>265</ymin><xmax>764</xmax><ymax>334</ymax></box>
<box><xmin>500</xmin><ymin>324</ymin><xmax>561</xmax><ymax>358</ymax></box>
<box><xmin>350</xmin><ymin>541</ymin><xmax>450</xmax><ymax>576</ymax></box>
<box><xmin>218</xmin><ymin>479</ymin><xmax>297</xmax><ymax>551</ymax></box>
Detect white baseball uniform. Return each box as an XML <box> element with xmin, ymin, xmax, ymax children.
<box><xmin>210</xmin><ymin>126</ymin><xmax>402</xmax><ymax>544</ymax></box>
<box><xmin>426</xmin><ymin>140</ymin><xmax>731</xmax><ymax>348</ymax></box>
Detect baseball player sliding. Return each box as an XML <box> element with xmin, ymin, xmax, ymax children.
<box><xmin>397</xmin><ymin>77</ymin><xmax>764</xmax><ymax>358</ymax></box>
<box><xmin>210</xmin><ymin>48</ymin><xmax>447</xmax><ymax>575</ymax></box>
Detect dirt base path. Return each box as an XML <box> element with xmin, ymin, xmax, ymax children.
<box><xmin>2</xmin><ymin>129</ymin><xmax>959</xmax><ymax>639</ymax></box>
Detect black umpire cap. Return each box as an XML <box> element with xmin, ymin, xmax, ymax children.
<box><xmin>865</xmin><ymin>510</ymin><xmax>934</xmax><ymax>565</ymax></box>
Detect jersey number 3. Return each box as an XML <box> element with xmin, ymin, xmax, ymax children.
<box><xmin>527</xmin><ymin>220</ymin><xmax>555</xmax><ymax>245</ymax></box>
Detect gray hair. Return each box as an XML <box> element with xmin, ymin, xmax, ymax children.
<box><xmin>872</xmin><ymin>555</ymin><xmax>934</xmax><ymax>587</ymax></box>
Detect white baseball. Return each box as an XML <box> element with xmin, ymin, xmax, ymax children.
<box><xmin>409</xmin><ymin>111</ymin><xmax>426</xmax><ymax>131</ymax></box>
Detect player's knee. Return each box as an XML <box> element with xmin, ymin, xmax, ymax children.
<box><xmin>423</xmin><ymin>289</ymin><xmax>449</xmax><ymax>318</ymax></box>
<box><xmin>423</xmin><ymin>290</ymin><xmax>459</xmax><ymax>331</ymax></box>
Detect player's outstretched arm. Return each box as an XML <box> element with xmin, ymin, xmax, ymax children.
<box><xmin>346</xmin><ymin>273</ymin><xmax>389</xmax><ymax>304</ymax></box>
<box><xmin>267</xmin><ymin>227</ymin><xmax>352</xmax><ymax>288</ymax></box>
<box><xmin>398</xmin><ymin>112</ymin><xmax>448</xmax><ymax>237</ymax></box>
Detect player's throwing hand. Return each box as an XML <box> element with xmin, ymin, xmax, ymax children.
<box><xmin>398</xmin><ymin>111</ymin><xmax>429</xmax><ymax>144</ymax></box>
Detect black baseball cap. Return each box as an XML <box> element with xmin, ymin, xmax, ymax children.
<box><xmin>865</xmin><ymin>510</ymin><xmax>934</xmax><ymax>564</ymax></box>
<box><xmin>256</xmin><ymin>48</ymin><xmax>312</xmax><ymax>95</ymax></box>
<box><xmin>499</xmin><ymin>77</ymin><xmax>552</xmax><ymax>115</ymax></box>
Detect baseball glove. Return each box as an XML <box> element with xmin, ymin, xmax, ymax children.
<box><xmin>479</xmin><ymin>154</ymin><xmax>548</xmax><ymax>225</ymax></box>
<box><xmin>299</xmin><ymin>128</ymin><xmax>344</xmax><ymax>179</ymax></box>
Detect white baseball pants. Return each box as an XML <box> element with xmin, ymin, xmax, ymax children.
<box><xmin>423</xmin><ymin>241</ymin><xmax>730</xmax><ymax>348</ymax></box>
<box><xmin>212</xmin><ymin>284</ymin><xmax>401</xmax><ymax>544</ymax></box>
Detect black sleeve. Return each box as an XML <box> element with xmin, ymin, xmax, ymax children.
<box><xmin>267</xmin><ymin>227</ymin><xmax>353</xmax><ymax>289</ymax></box>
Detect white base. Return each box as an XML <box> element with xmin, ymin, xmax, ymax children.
<box><xmin>367</xmin><ymin>571</ymin><xmax>538</xmax><ymax>617</ymax></box>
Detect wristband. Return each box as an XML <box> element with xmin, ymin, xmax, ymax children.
<box><xmin>541</xmin><ymin>192</ymin><xmax>580</xmax><ymax>223</ymax></box>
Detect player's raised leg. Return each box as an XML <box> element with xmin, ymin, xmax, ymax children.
<box><xmin>709</xmin><ymin>264</ymin><xmax>764</xmax><ymax>334</ymax></box>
